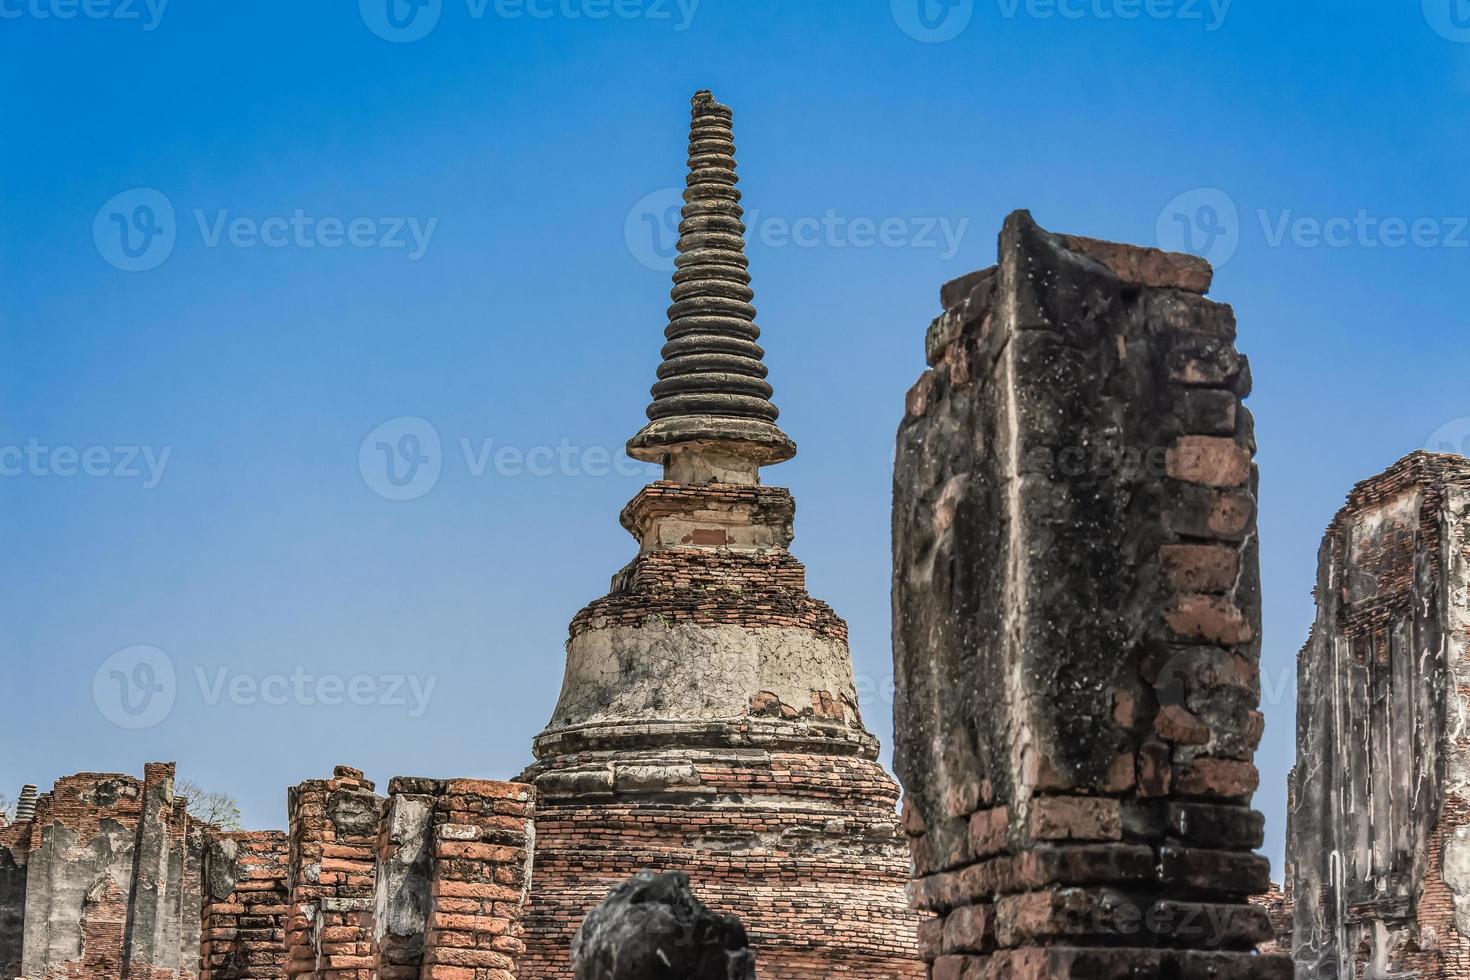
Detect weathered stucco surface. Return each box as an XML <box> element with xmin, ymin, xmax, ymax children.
<box><xmin>548</xmin><ymin>623</ymin><xmax>861</xmax><ymax>731</ymax></box>
<box><xmin>1289</xmin><ymin>452</ymin><xmax>1470</xmax><ymax>978</ymax></box>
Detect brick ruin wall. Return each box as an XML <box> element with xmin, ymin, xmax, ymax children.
<box><xmin>0</xmin><ymin>762</ymin><xmax>205</xmax><ymax>980</ymax></box>
<box><xmin>33</xmin><ymin>214</ymin><xmax>1470</xmax><ymax>980</ymax></box>
<box><xmin>1289</xmin><ymin>452</ymin><xmax>1470</xmax><ymax>978</ymax></box>
<box><xmin>0</xmin><ymin>766</ymin><xmax>532</xmax><ymax>980</ymax></box>
<box><xmin>891</xmin><ymin>211</ymin><xmax>1290</xmax><ymax>977</ymax></box>
<box><xmin>200</xmin><ymin>832</ymin><xmax>290</xmax><ymax>980</ymax></box>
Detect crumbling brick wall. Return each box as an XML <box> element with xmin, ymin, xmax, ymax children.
<box><xmin>1289</xmin><ymin>452</ymin><xmax>1470</xmax><ymax>978</ymax></box>
<box><xmin>200</xmin><ymin>831</ymin><xmax>290</xmax><ymax>979</ymax></box>
<box><xmin>0</xmin><ymin>763</ymin><xmax>205</xmax><ymax>980</ymax></box>
<box><xmin>285</xmin><ymin>766</ymin><xmax>384</xmax><ymax>978</ymax></box>
<box><xmin>371</xmin><ymin>777</ymin><xmax>534</xmax><ymax>980</ymax></box>
<box><xmin>891</xmin><ymin>211</ymin><xmax>1289</xmax><ymax>977</ymax></box>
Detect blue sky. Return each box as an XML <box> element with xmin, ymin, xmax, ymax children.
<box><xmin>3</xmin><ymin>0</ymin><xmax>1467</xmax><ymax>876</ymax></box>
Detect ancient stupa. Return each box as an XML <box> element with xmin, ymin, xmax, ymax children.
<box><xmin>519</xmin><ymin>91</ymin><xmax>924</xmax><ymax>980</ymax></box>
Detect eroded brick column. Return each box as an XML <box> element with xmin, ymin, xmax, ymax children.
<box><xmin>285</xmin><ymin>766</ymin><xmax>383</xmax><ymax>979</ymax></box>
<box><xmin>200</xmin><ymin>832</ymin><xmax>290</xmax><ymax>979</ymax></box>
<box><xmin>420</xmin><ymin>780</ymin><xmax>533</xmax><ymax>980</ymax></box>
<box><xmin>893</xmin><ymin>211</ymin><xmax>1290</xmax><ymax>978</ymax></box>
<box><xmin>371</xmin><ymin>778</ymin><xmax>534</xmax><ymax>980</ymax></box>
<box><xmin>1289</xmin><ymin>453</ymin><xmax>1470</xmax><ymax>977</ymax></box>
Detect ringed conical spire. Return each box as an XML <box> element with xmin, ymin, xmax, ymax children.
<box><xmin>627</xmin><ymin>91</ymin><xmax>796</xmax><ymax>474</ymax></box>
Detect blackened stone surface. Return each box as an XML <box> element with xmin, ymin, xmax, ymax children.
<box><xmin>0</xmin><ymin>845</ymin><xmax>24</xmax><ymax>979</ymax></box>
<box><xmin>571</xmin><ymin>871</ymin><xmax>756</xmax><ymax>980</ymax></box>
<box><xmin>894</xmin><ymin>210</ymin><xmax>1189</xmax><ymax>823</ymax></box>
<box><xmin>892</xmin><ymin>210</ymin><xmax>1285</xmax><ymax>972</ymax></box>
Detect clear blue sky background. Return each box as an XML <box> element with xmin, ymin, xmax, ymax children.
<box><xmin>3</xmin><ymin>0</ymin><xmax>1467</xmax><ymax>879</ymax></box>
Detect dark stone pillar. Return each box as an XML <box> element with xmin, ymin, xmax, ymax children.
<box><xmin>892</xmin><ymin>211</ymin><xmax>1290</xmax><ymax>978</ymax></box>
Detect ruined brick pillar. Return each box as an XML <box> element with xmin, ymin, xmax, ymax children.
<box><xmin>11</xmin><ymin>765</ymin><xmax>206</xmax><ymax>980</ymax></box>
<box><xmin>1289</xmin><ymin>452</ymin><xmax>1470</xmax><ymax>977</ymax></box>
<box><xmin>200</xmin><ymin>832</ymin><xmax>290</xmax><ymax>979</ymax></box>
<box><xmin>285</xmin><ymin>766</ymin><xmax>383</xmax><ymax>978</ymax></box>
<box><xmin>371</xmin><ymin>777</ymin><xmax>534</xmax><ymax>980</ymax></box>
<box><xmin>892</xmin><ymin>211</ymin><xmax>1290</xmax><ymax>977</ymax></box>
<box><xmin>519</xmin><ymin>91</ymin><xmax>924</xmax><ymax>980</ymax></box>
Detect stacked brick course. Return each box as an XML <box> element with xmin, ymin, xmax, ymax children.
<box><xmin>200</xmin><ymin>832</ymin><xmax>290</xmax><ymax>979</ymax></box>
<box><xmin>892</xmin><ymin>212</ymin><xmax>1288</xmax><ymax>977</ymax></box>
<box><xmin>372</xmin><ymin>777</ymin><xmax>533</xmax><ymax>980</ymax></box>
<box><xmin>285</xmin><ymin>767</ymin><xmax>384</xmax><ymax>979</ymax></box>
<box><xmin>1288</xmin><ymin>452</ymin><xmax>1470</xmax><ymax>977</ymax></box>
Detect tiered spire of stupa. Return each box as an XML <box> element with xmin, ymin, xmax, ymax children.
<box><xmin>628</xmin><ymin>90</ymin><xmax>795</xmax><ymax>483</ymax></box>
